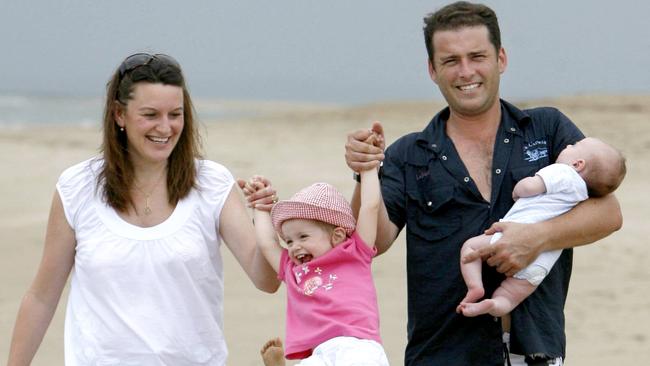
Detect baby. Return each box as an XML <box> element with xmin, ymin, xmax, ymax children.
<box><xmin>458</xmin><ymin>137</ymin><xmax>626</xmax><ymax>317</ymax></box>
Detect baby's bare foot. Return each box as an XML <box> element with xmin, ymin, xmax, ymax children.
<box><xmin>460</xmin><ymin>287</ymin><xmax>485</xmax><ymax>305</ymax></box>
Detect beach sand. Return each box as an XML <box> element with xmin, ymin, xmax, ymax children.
<box><xmin>1</xmin><ymin>95</ymin><xmax>648</xmax><ymax>365</ymax></box>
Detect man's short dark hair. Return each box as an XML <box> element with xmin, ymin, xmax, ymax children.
<box><xmin>423</xmin><ymin>1</ymin><xmax>501</xmax><ymax>64</ymax></box>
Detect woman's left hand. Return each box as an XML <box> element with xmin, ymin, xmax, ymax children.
<box><xmin>237</xmin><ymin>176</ymin><xmax>278</xmax><ymax>212</ymax></box>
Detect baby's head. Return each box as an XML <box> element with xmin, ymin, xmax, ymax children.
<box><xmin>271</xmin><ymin>183</ymin><xmax>356</xmax><ymax>265</ymax></box>
<box><xmin>557</xmin><ymin>137</ymin><xmax>626</xmax><ymax>197</ymax></box>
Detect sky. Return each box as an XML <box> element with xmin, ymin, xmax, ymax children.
<box><xmin>1</xmin><ymin>0</ymin><xmax>649</xmax><ymax>104</ymax></box>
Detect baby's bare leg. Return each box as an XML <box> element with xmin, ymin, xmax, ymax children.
<box><xmin>459</xmin><ymin>277</ymin><xmax>536</xmax><ymax>317</ymax></box>
<box><xmin>261</xmin><ymin>337</ymin><xmax>285</xmax><ymax>366</ymax></box>
<box><xmin>457</xmin><ymin>234</ymin><xmax>492</xmax><ymax>313</ymax></box>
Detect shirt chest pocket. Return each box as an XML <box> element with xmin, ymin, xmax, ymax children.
<box><xmin>406</xmin><ymin>185</ymin><xmax>462</xmax><ymax>241</ymax></box>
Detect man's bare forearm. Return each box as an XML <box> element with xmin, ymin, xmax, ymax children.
<box><xmin>537</xmin><ymin>193</ymin><xmax>622</xmax><ymax>251</ymax></box>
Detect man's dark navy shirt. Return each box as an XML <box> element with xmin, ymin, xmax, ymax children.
<box><xmin>381</xmin><ymin>100</ymin><xmax>584</xmax><ymax>365</ymax></box>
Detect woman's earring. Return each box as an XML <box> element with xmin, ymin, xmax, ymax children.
<box><xmin>120</xmin><ymin>127</ymin><xmax>124</xmax><ymax>132</ymax></box>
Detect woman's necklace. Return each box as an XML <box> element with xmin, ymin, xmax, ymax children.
<box><xmin>134</xmin><ymin>169</ymin><xmax>166</xmax><ymax>216</ymax></box>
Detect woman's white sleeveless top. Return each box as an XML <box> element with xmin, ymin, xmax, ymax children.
<box><xmin>57</xmin><ymin>158</ymin><xmax>234</xmax><ymax>365</ymax></box>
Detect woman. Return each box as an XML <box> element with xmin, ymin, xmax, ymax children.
<box><xmin>7</xmin><ymin>53</ymin><xmax>279</xmax><ymax>365</ymax></box>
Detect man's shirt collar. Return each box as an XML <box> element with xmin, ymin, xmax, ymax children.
<box><xmin>414</xmin><ymin>99</ymin><xmax>531</xmax><ymax>152</ymax></box>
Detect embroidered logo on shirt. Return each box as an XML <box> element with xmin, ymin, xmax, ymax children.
<box><xmin>523</xmin><ymin>140</ymin><xmax>548</xmax><ymax>162</ymax></box>
<box><xmin>416</xmin><ymin>168</ymin><xmax>430</xmax><ymax>180</ymax></box>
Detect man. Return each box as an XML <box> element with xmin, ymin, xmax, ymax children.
<box><xmin>345</xmin><ymin>2</ymin><xmax>622</xmax><ymax>365</ymax></box>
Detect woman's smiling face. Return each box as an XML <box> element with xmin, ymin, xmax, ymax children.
<box><xmin>116</xmin><ymin>82</ymin><xmax>184</xmax><ymax>166</ymax></box>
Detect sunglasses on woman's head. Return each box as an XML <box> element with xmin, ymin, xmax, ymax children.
<box><xmin>118</xmin><ymin>53</ymin><xmax>181</xmax><ymax>77</ymax></box>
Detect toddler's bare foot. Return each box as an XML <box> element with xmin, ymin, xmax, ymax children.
<box><xmin>261</xmin><ymin>337</ymin><xmax>285</xmax><ymax>366</ymax></box>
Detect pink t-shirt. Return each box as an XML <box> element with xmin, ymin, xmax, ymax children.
<box><xmin>278</xmin><ymin>231</ymin><xmax>382</xmax><ymax>359</ymax></box>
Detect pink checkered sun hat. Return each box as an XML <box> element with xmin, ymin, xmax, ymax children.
<box><xmin>271</xmin><ymin>183</ymin><xmax>356</xmax><ymax>236</ymax></box>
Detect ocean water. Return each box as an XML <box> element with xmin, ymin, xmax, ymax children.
<box><xmin>0</xmin><ymin>94</ymin><xmax>246</xmax><ymax>127</ymax></box>
<box><xmin>0</xmin><ymin>94</ymin><xmax>103</xmax><ymax>126</ymax></box>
